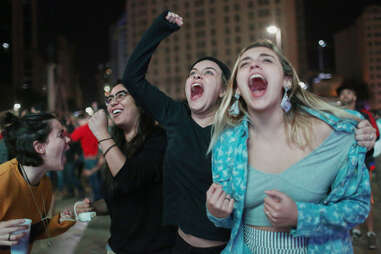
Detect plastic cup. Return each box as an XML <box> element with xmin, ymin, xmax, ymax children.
<box><xmin>77</xmin><ymin>211</ymin><xmax>96</xmax><ymax>222</ymax></box>
<box><xmin>10</xmin><ymin>218</ymin><xmax>32</xmax><ymax>254</ymax></box>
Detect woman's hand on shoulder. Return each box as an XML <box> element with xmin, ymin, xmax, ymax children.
<box><xmin>355</xmin><ymin>119</ymin><xmax>377</xmax><ymax>151</ymax></box>
<box><xmin>206</xmin><ymin>183</ymin><xmax>234</xmax><ymax>218</ymax></box>
<box><xmin>166</xmin><ymin>11</ymin><xmax>183</xmax><ymax>26</ymax></box>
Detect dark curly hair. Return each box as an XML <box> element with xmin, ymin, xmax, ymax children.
<box><xmin>103</xmin><ymin>81</ymin><xmax>156</xmax><ymax>196</ymax></box>
<box><xmin>1</xmin><ymin>112</ymin><xmax>56</xmax><ymax>166</ymax></box>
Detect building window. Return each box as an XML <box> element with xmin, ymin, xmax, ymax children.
<box><xmin>224</xmin><ymin>16</ymin><xmax>230</xmax><ymax>23</ymax></box>
<box><xmin>194</xmin><ymin>0</ymin><xmax>204</xmax><ymax>6</ymax></box>
<box><xmin>259</xmin><ymin>0</ymin><xmax>269</xmax><ymax>5</ymax></box>
<box><xmin>196</xmin><ymin>41</ymin><xmax>206</xmax><ymax>48</ymax></box>
<box><xmin>197</xmin><ymin>51</ymin><xmax>206</xmax><ymax>58</ymax></box>
<box><xmin>234</xmin><ymin>15</ymin><xmax>240</xmax><ymax>22</ymax></box>
<box><xmin>196</xmin><ymin>30</ymin><xmax>206</xmax><ymax>37</ymax></box>
<box><xmin>224</xmin><ymin>5</ymin><xmax>230</xmax><ymax>12</ymax></box>
<box><xmin>195</xmin><ymin>20</ymin><xmax>206</xmax><ymax>26</ymax></box>
<box><xmin>195</xmin><ymin>9</ymin><xmax>205</xmax><ymax>16</ymax></box>
<box><xmin>258</xmin><ymin>9</ymin><xmax>270</xmax><ymax>17</ymax></box>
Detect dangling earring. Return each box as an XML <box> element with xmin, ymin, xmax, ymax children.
<box><xmin>229</xmin><ymin>92</ymin><xmax>240</xmax><ymax>116</ymax></box>
<box><xmin>280</xmin><ymin>86</ymin><xmax>292</xmax><ymax>112</ymax></box>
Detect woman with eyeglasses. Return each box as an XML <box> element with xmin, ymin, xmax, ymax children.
<box><xmin>0</xmin><ymin>112</ymin><xmax>91</xmax><ymax>253</ymax></box>
<box><xmin>88</xmin><ymin>81</ymin><xmax>176</xmax><ymax>254</ymax></box>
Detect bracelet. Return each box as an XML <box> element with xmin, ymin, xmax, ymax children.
<box><xmin>98</xmin><ymin>137</ymin><xmax>112</xmax><ymax>144</ymax></box>
<box><xmin>103</xmin><ymin>144</ymin><xmax>117</xmax><ymax>157</ymax></box>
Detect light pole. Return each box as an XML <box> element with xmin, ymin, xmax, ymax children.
<box><xmin>318</xmin><ymin>40</ymin><xmax>327</xmax><ymax>72</ymax></box>
<box><xmin>266</xmin><ymin>25</ymin><xmax>281</xmax><ymax>49</ymax></box>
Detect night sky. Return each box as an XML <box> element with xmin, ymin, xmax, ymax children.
<box><xmin>1</xmin><ymin>0</ymin><xmax>380</xmax><ymax>108</ymax></box>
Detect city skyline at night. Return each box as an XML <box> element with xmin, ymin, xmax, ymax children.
<box><xmin>0</xmin><ymin>0</ymin><xmax>380</xmax><ymax>111</ymax></box>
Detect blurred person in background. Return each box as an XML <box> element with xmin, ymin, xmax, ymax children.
<box><xmin>62</xmin><ymin>113</ymin><xmax>85</xmax><ymax>198</ymax></box>
<box><xmin>0</xmin><ymin>111</ymin><xmax>9</xmax><ymax>164</ymax></box>
<box><xmin>70</xmin><ymin>112</ymin><xmax>103</xmax><ymax>201</ymax></box>
<box><xmin>337</xmin><ymin>82</ymin><xmax>379</xmax><ymax>250</ymax></box>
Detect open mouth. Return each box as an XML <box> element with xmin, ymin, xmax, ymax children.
<box><xmin>111</xmin><ymin>108</ymin><xmax>123</xmax><ymax>117</ymax></box>
<box><xmin>248</xmin><ymin>74</ymin><xmax>267</xmax><ymax>97</ymax></box>
<box><xmin>190</xmin><ymin>83</ymin><xmax>204</xmax><ymax>100</ymax></box>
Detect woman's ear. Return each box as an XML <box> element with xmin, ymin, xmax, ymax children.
<box><xmin>33</xmin><ymin>140</ymin><xmax>46</xmax><ymax>155</ymax></box>
<box><xmin>283</xmin><ymin>78</ymin><xmax>292</xmax><ymax>90</ymax></box>
<box><xmin>219</xmin><ymin>89</ymin><xmax>225</xmax><ymax>98</ymax></box>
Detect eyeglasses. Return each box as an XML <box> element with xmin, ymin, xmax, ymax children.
<box><xmin>105</xmin><ymin>90</ymin><xmax>128</xmax><ymax>105</ymax></box>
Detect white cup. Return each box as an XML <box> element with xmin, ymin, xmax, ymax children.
<box><xmin>11</xmin><ymin>218</ymin><xmax>32</xmax><ymax>254</ymax></box>
<box><xmin>77</xmin><ymin>212</ymin><xmax>96</xmax><ymax>222</ymax></box>
<box><xmin>73</xmin><ymin>201</ymin><xmax>96</xmax><ymax>222</ymax></box>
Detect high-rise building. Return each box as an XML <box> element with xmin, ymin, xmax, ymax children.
<box><xmin>110</xmin><ymin>14</ymin><xmax>128</xmax><ymax>81</ymax></box>
<box><xmin>335</xmin><ymin>4</ymin><xmax>381</xmax><ymax>109</ymax></box>
<box><xmin>122</xmin><ymin>0</ymin><xmax>308</xmax><ymax>99</ymax></box>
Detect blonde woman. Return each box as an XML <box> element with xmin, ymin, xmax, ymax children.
<box><xmin>206</xmin><ymin>40</ymin><xmax>371</xmax><ymax>254</ymax></box>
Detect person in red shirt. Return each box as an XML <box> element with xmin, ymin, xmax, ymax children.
<box><xmin>71</xmin><ymin>114</ymin><xmax>103</xmax><ymax>201</ymax></box>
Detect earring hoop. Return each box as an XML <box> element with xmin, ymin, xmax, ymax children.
<box><xmin>280</xmin><ymin>86</ymin><xmax>292</xmax><ymax>112</ymax></box>
<box><xmin>229</xmin><ymin>92</ymin><xmax>240</xmax><ymax>116</ymax></box>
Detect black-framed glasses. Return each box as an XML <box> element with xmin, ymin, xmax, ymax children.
<box><xmin>105</xmin><ymin>90</ymin><xmax>128</xmax><ymax>105</ymax></box>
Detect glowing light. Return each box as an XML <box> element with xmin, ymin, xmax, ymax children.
<box><xmin>318</xmin><ymin>40</ymin><xmax>327</xmax><ymax>48</ymax></box>
<box><xmin>104</xmin><ymin>85</ymin><xmax>111</xmax><ymax>93</ymax></box>
<box><xmin>2</xmin><ymin>43</ymin><xmax>9</xmax><ymax>49</ymax></box>
<box><xmin>85</xmin><ymin>107</ymin><xmax>94</xmax><ymax>116</ymax></box>
<box><xmin>13</xmin><ymin>103</ymin><xmax>21</xmax><ymax>111</ymax></box>
<box><xmin>266</xmin><ymin>25</ymin><xmax>279</xmax><ymax>34</ymax></box>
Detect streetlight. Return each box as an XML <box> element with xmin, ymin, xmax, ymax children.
<box><xmin>13</xmin><ymin>103</ymin><xmax>21</xmax><ymax>112</ymax></box>
<box><xmin>318</xmin><ymin>40</ymin><xmax>327</xmax><ymax>72</ymax></box>
<box><xmin>2</xmin><ymin>42</ymin><xmax>9</xmax><ymax>49</ymax></box>
<box><xmin>266</xmin><ymin>25</ymin><xmax>281</xmax><ymax>48</ymax></box>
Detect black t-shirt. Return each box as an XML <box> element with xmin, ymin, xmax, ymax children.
<box><xmin>123</xmin><ymin>10</ymin><xmax>230</xmax><ymax>241</ymax></box>
<box><xmin>103</xmin><ymin>126</ymin><xmax>176</xmax><ymax>253</ymax></box>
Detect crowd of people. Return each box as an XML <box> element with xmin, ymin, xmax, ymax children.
<box><xmin>0</xmin><ymin>10</ymin><xmax>380</xmax><ymax>254</ymax></box>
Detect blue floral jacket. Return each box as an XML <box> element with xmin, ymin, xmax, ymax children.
<box><xmin>207</xmin><ymin>107</ymin><xmax>371</xmax><ymax>254</ymax></box>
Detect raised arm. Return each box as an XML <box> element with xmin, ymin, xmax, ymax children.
<box><xmin>88</xmin><ymin>110</ymin><xmax>167</xmax><ymax>194</ymax></box>
<box><xmin>122</xmin><ymin>10</ymin><xmax>183</xmax><ymax>125</ymax></box>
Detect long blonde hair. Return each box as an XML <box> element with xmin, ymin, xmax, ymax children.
<box><xmin>209</xmin><ymin>39</ymin><xmax>358</xmax><ymax>152</ymax></box>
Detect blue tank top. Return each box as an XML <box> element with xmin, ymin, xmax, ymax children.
<box><xmin>244</xmin><ymin>130</ymin><xmax>354</xmax><ymax>226</ymax></box>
